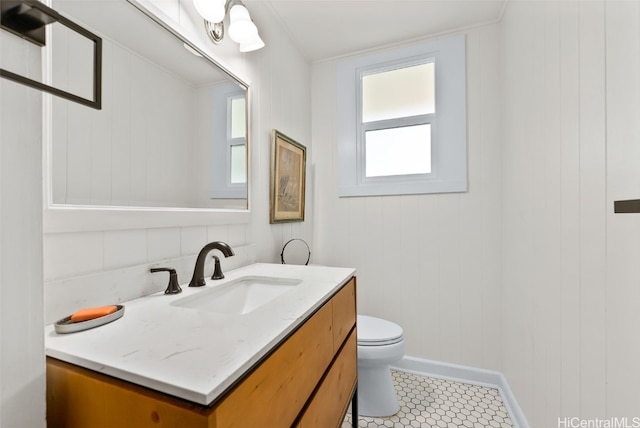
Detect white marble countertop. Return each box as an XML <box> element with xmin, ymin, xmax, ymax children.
<box><xmin>44</xmin><ymin>263</ymin><xmax>356</xmax><ymax>405</ymax></box>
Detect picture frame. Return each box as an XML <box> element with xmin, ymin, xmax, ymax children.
<box><xmin>270</xmin><ymin>130</ymin><xmax>306</xmax><ymax>223</ymax></box>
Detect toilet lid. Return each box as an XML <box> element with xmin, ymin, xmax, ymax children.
<box><xmin>357</xmin><ymin>315</ymin><xmax>403</xmax><ymax>346</ymax></box>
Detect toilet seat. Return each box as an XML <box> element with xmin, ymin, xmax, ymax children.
<box><xmin>357</xmin><ymin>315</ymin><xmax>404</xmax><ymax>346</ymax></box>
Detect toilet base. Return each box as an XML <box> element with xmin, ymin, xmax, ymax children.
<box><xmin>357</xmin><ymin>364</ymin><xmax>400</xmax><ymax>417</ymax></box>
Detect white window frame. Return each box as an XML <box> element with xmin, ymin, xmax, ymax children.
<box><xmin>337</xmin><ymin>34</ymin><xmax>467</xmax><ymax>197</ymax></box>
<box><xmin>211</xmin><ymin>83</ymin><xmax>247</xmax><ymax>199</ymax></box>
<box><xmin>227</xmin><ymin>94</ymin><xmax>247</xmax><ymax>184</ymax></box>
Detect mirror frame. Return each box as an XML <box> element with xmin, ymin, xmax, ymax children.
<box><xmin>43</xmin><ymin>0</ymin><xmax>251</xmax><ymax>233</ymax></box>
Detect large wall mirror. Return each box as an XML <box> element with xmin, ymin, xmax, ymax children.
<box><xmin>44</xmin><ymin>0</ymin><xmax>250</xmax><ymax>232</ymax></box>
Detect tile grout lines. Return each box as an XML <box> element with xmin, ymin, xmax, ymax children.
<box><xmin>343</xmin><ymin>369</ymin><xmax>514</xmax><ymax>428</ymax></box>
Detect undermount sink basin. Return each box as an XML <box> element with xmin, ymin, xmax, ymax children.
<box><xmin>171</xmin><ymin>276</ymin><xmax>302</xmax><ymax>315</ymax></box>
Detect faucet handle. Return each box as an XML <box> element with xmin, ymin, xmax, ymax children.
<box><xmin>211</xmin><ymin>256</ymin><xmax>225</xmax><ymax>280</ymax></box>
<box><xmin>150</xmin><ymin>268</ymin><xmax>182</xmax><ymax>295</ymax></box>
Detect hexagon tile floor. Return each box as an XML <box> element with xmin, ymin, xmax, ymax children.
<box><xmin>342</xmin><ymin>370</ymin><xmax>514</xmax><ymax>428</ymax></box>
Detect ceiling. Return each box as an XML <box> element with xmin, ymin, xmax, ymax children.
<box><xmin>255</xmin><ymin>0</ymin><xmax>508</xmax><ymax>62</ymax></box>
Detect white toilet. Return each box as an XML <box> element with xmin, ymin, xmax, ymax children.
<box><xmin>357</xmin><ymin>315</ymin><xmax>405</xmax><ymax>417</ymax></box>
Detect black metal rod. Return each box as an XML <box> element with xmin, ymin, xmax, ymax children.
<box><xmin>351</xmin><ymin>385</ymin><xmax>358</xmax><ymax>428</ymax></box>
<box><xmin>0</xmin><ymin>0</ymin><xmax>101</xmax><ymax>109</ymax></box>
<box><xmin>0</xmin><ymin>69</ymin><xmax>100</xmax><ymax>109</ymax></box>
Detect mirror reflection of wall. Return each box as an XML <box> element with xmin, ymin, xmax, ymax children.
<box><xmin>49</xmin><ymin>0</ymin><xmax>248</xmax><ymax>210</ymax></box>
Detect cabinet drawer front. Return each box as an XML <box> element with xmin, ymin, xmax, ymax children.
<box><xmin>214</xmin><ymin>303</ymin><xmax>334</xmax><ymax>427</ymax></box>
<box><xmin>296</xmin><ymin>329</ymin><xmax>357</xmax><ymax>428</ymax></box>
<box><xmin>332</xmin><ymin>277</ymin><xmax>356</xmax><ymax>352</ymax></box>
<box><xmin>47</xmin><ymin>357</ymin><xmax>209</xmax><ymax>428</ymax></box>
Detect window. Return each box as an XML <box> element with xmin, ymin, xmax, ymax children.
<box><xmin>362</xmin><ymin>61</ymin><xmax>434</xmax><ymax>178</ymax></box>
<box><xmin>229</xmin><ymin>95</ymin><xmax>247</xmax><ymax>184</ymax></box>
<box><xmin>336</xmin><ymin>34</ymin><xmax>467</xmax><ymax>197</ymax></box>
<box><xmin>210</xmin><ymin>83</ymin><xmax>247</xmax><ymax>199</ymax></box>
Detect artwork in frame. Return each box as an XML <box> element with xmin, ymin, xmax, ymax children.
<box><xmin>270</xmin><ymin>130</ymin><xmax>306</xmax><ymax>223</ymax></box>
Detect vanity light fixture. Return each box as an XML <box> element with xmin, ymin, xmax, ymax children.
<box><xmin>194</xmin><ymin>0</ymin><xmax>264</xmax><ymax>52</ymax></box>
<box><xmin>193</xmin><ymin>0</ymin><xmax>226</xmax><ymax>23</ymax></box>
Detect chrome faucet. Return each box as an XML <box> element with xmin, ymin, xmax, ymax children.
<box><xmin>188</xmin><ymin>241</ymin><xmax>235</xmax><ymax>287</ymax></box>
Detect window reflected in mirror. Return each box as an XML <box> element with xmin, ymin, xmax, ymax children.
<box><xmin>229</xmin><ymin>95</ymin><xmax>247</xmax><ymax>186</ymax></box>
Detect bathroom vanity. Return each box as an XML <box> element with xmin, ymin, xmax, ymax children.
<box><xmin>45</xmin><ymin>264</ymin><xmax>357</xmax><ymax>427</ymax></box>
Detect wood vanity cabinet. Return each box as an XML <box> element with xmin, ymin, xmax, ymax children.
<box><xmin>47</xmin><ymin>277</ymin><xmax>357</xmax><ymax>428</ymax></box>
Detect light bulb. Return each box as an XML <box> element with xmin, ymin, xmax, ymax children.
<box><xmin>193</xmin><ymin>0</ymin><xmax>225</xmax><ymax>23</ymax></box>
<box><xmin>228</xmin><ymin>4</ymin><xmax>258</xmax><ymax>44</ymax></box>
<box><xmin>239</xmin><ymin>34</ymin><xmax>265</xmax><ymax>52</ymax></box>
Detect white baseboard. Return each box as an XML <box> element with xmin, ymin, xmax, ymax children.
<box><xmin>391</xmin><ymin>356</ymin><xmax>530</xmax><ymax>428</ymax></box>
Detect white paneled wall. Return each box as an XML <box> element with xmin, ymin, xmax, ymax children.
<box><xmin>43</xmin><ymin>0</ymin><xmax>312</xmax><ymax>323</ymax></box>
<box><xmin>311</xmin><ymin>24</ymin><xmax>503</xmax><ymax>372</ymax></box>
<box><xmin>0</xmin><ymin>33</ymin><xmax>45</xmax><ymax>428</ymax></box>
<box><xmin>501</xmin><ymin>1</ymin><xmax>640</xmax><ymax>425</ymax></box>
<box><xmin>605</xmin><ymin>0</ymin><xmax>640</xmax><ymax>418</ymax></box>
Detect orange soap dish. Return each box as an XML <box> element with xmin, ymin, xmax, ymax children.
<box><xmin>54</xmin><ymin>305</ymin><xmax>125</xmax><ymax>334</ymax></box>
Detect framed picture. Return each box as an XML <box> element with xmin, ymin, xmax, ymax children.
<box><xmin>270</xmin><ymin>130</ymin><xmax>306</xmax><ymax>223</ymax></box>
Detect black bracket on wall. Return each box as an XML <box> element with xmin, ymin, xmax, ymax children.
<box><xmin>0</xmin><ymin>0</ymin><xmax>102</xmax><ymax>109</ymax></box>
<box><xmin>614</xmin><ymin>199</ymin><xmax>640</xmax><ymax>213</ymax></box>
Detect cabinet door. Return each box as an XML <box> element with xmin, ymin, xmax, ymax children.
<box><xmin>296</xmin><ymin>330</ymin><xmax>357</xmax><ymax>428</ymax></box>
<box><xmin>47</xmin><ymin>357</ymin><xmax>210</xmax><ymax>428</ymax></box>
<box><xmin>331</xmin><ymin>278</ymin><xmax>356</xmax><ymax>352</ymax></box>
<box><xmin>214</xmin><ymin>303</ymin><xmax>334</xmax><ymax>427</ymax></box>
